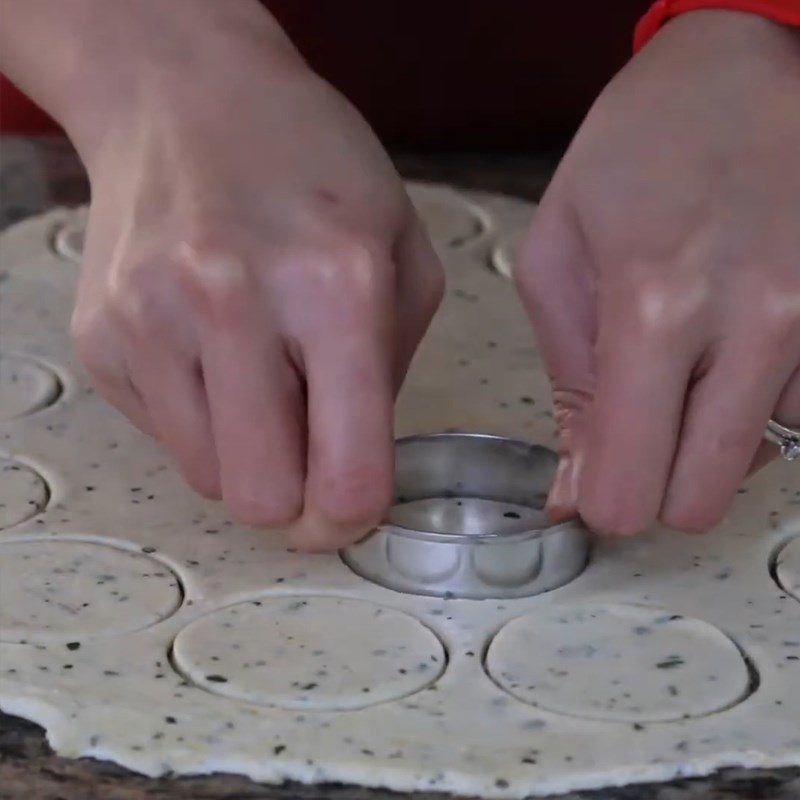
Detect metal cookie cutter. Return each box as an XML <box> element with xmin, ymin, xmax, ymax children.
<box><xmin>341</xmin><ymin>433</ymin><xmax>590</xmax><ymax>600</ymax></box>
<box><xmin>765</xmin><ymin>419</ymin><xmax>800</xmax><ymax>462</ymax></box>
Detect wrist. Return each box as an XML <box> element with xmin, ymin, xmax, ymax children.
<box><xmin>4</xmin><ymin>0</ymin><xmax>305</xmax><ymax>162</ymax></box>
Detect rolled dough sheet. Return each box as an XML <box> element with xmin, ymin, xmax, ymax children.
<box><xmin>1</xmin><ymin>191</ymin><xmax>799</xmax><ymax>799</ymax></box>
<box><xmin>172</xmin><ymin>596</ymin><xmax>445</xmax><ymax>711</ymax></box>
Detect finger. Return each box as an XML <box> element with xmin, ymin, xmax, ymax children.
<box><xmin>661</xmin><ymin>341</ymin><xmax>795</xmax><ymax>531</ymax></box>
<box><xmin>71</xmin><ymin>315</ymin><xmax>155</xmax><ymax>436</ymax></box>
<box><xmin>749</xmin><ymin>364</ymin><xmax>800</xmax><ymax>472</ymax></box>
<box><xmin>577</xmin><ymin>304</ymin><xmax>698</xmax><ymax>536</ymax></box>
<box><xmin>125</xmin><ymin>339</ymin><xmax>221</xmax><ymax>500</ymax></box>
<box><xmin>514</xmin><ymin>197</ymin><xmax>596</xmax><ymax>520</ymax></box>
<box><xmin>392</xmin><ymin>215</ymin><xmax>445</xmax><ymax>391</ymax></box>
<box><xmin>92</xmin><ymin>369</ymin><xmax>155</xmax><ymax>438</ymax></box>
<box><xmin>290</xmin><ymin>265</ymin><xmax>395</xmax><ymax>551</ymax></box>
<box><xmin>201</xmin><ymin>323</ymin><xmax>305</xmax><ymax>528</ymax></box>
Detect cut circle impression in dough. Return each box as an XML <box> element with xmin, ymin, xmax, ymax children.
<box><xmin>407</xmin><ymin>183</ymin><xmax>485</xmax><ymax>250</ymax></box>
<box><xmin>0</xmin><ymin>352</ymin><xmax>61</xmax><ymax>421</ymax></box>
<box><xmin>485</xmin><ymin>604</ymin><xmax>752</xmax><ymax>723</ymax></box>
<box><xmin>0</xmin><ymin>538</ymin><xmax>183</xmax><ymax>643</ymax></box>
<box><xmin>171</xmin><ymin>596</ymin><xmax>446</xmax><ymax>711</ymax></box>
<box><xmin>0</xmin><ymin>458</ymin><xmax>49</xmax><ymax>530</ymax></box>
<box><xmin>775</xmin><ymin>537</ymin><xmax>800</xmax><ymax>603</ymax></box>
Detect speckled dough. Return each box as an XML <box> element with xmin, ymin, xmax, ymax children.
<box><xmin>407</xmin><ymin>182</ymin><xmax>488</xmax><ymax>251</ymax></box>
<box><xmin>486</xmin><ymin>604</ymin><xmax>752</xmax><ymax>722</ymax></box>
<box><xmin>0</xmin><ymin>352</ymin><xmax>60</xmax><ymax>420</ymax></box>
<box><xmin>0</xmin><ymin>538</ymin><xmax>183</xmax><ymax>643</ymax></box>
<box><xmin>0</xmin><ymin>192</ymin><xmax>799</xmax><ymax>799</ymax></box>
<box><xmin>0</xmin><ymin>457</ymin><xmax>49</xmax><ymax>529</ymax></box>
<box><xmin>775</xmin><ymin>536</ymin><xmax>800</xmax><ymax>603</ymax></box>
<box><xmin>172</xmin><ymin>596</ymin><xmax>445</xmax><ymax>711</ymax></box>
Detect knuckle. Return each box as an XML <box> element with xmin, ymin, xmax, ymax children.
<box><xmin>108</xmin><ymin>258</ymin><xmax>179</xmax><ymax>333</ymax></box>
<box><xmin>176</xmin><ymin>237</ymin><xmax>253</xmax><ymax>319</ymax></box>
<box><xmin>621</xmin><ymin>275</ymin><xmax>707</xmax><ymax>341</ymax></box>
<box><xmin>294</xmin><ymin>234</ymin><xmax>388</xmax><ymax>307</ymax></box>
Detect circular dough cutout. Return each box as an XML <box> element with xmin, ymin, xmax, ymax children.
<box><xmin>775</xmin><ymin>537</ymin><xmax>800</xmax><ymax>603</ymax></box>
<box><xmin>0</xmin><ymin>458</ymin><xmax>48</xmax><ymax>529</ymax></box>
<box><xmin>407</xmin><ymin>183</ymin><xmax>485</xmax><ymax>250</ymax></box>
<box><xmin>486</xmin><ymin>604</ymin><xmax>751</xmax><ymax>722</ymax></box>
<box><xmin>0</xmin><ymin>353</ymin><xmax>61</xmax><ymax>420</ymax></box>
<box><xmin>172</xmin><ymin>596</ymin><xmax>446</xmax><ymax>711</ymax></box>
<box><xmin>0</xmin><ymin>539</ymin><xmax>182</xmax><ymax>643</ymax></box>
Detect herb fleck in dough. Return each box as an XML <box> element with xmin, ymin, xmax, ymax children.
<box><xmin>172</xmin><ymin>596</ymin><xmax>445</xmax><ymax>711</ymax></box>
<box><xmin>486</xmin><ymin>604</ymin><xmax>752</xmax><ymax>722</ymax></box>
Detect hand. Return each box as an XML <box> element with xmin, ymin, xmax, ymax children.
<box><xmin>69</xmin><ymin>26</ymin><xmax>443</xmax><ymax>550</ymax></box>
<box><xmin>515</xmin><ymin>10</ymin><xmax>800</xmax><ymax>535</ymax></box>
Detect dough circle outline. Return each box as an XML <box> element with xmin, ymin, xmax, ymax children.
<box><xmin>0</xmin><ymin>457</ymin><xmax>49</xmax><ymax>530</ymax></box>
<box><xmin>484</xmin><ymin>603</ymin><xmax>754</xmax><ymax>723</ymax></box>
<box><xmin>406</xmin><ymin>182</ymin><xmax>489</xmax><ymax>250</ymax></box>
<box><xmin>0</xmin><ymin>536</ymin><xmax>184</xmax><ymax>643</ymax></box>
<box><xmin>0</xmin><ymin>352</ymin><xmax>62</xmax><ymax>420</ymax></box>
<box><xmin>171</xmin><ymin>595</ymin><xmax>447</xmax><ymax>712</ymax></box>
<box><xmin>773</xmin><ymin>536</ymin><xmax>800</xmax><ymax>603</ymax></box>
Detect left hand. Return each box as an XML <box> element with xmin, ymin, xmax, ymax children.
<box><xmin>515</xmin><ymin>10</ymin><xmax>800</xmax><ymax>535</ymax></box>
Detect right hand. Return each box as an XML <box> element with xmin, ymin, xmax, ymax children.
<box><xmin>69</xmin><ymin>32</ymin><xmax>443</xmax><ymax>551</ymax></box>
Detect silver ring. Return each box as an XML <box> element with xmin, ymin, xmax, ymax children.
<box><xmin>765</xmin><ymin>419</ymin><xmax>800</xmax><ymax>462</ymax></box>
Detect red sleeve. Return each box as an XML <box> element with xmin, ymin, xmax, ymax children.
<box><xmin>634</xmin><ymin>0</ymin><xmax>800</xmax><ymax>51</ymax></box>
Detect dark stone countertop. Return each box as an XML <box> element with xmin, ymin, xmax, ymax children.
<box><xmin>1</xmin><ymin>135</ymin><xmax>799</xmax><ymax>800</ymax></box>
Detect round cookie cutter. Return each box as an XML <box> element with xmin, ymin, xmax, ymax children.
<box><xmin>341</xmin><ymin>433</ymin><xmax>589</xmax><ymax>599</ymax></box>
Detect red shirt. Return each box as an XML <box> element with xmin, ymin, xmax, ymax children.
<box><xmin>1</xmin><ymin>1</ymin><xmax>649</xmax><ymax>147</ymax></box>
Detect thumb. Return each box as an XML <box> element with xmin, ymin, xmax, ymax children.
<box><xmin>514</xmin><ymin>198</ymin><xmax>596</xmax><ymax>521</ymax></box>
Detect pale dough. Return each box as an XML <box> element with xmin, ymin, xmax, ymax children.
<box><xmin>775</xmin><ymin>536</ymin><xmax>800</xmax><ymax>603</ymax></box>
<box><xmin>485</xmin><ymin>604</ymin><xmax>752</xmax><ymax>722</ymax></box>
<box><xmin>172</xmin><ymin>596</ymin><xmax>445</xmax><ymax>711</ymax></box>
<box><xmin>407</xmin><ymin>182</ymin><xmax>487</xmax><ymax>251</ymax></box>
<box><xmin>0</xmin><ymin>538</ymin><xmax>183</xmax><ymax>643</ymax></box>
<box><xmin>0</xmin><ymin>458</ymin><xmax>48</xmax><ymax>530</ymax></box>
<box><xmin>0</xmin><ymin>195</ymin><xmax>798</xmax><ymax>799</ymax></box>
<box><xmin>0</xmin><ymin>352</ymin><xmax>60</xmax><ymax>420</ymax></box>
